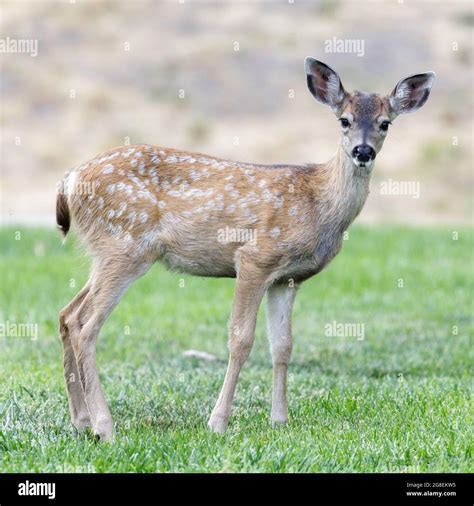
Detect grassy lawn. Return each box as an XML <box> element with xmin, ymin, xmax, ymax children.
<box><xmin>0</xmin><ymin>225</ymin><xmax>472</xmax><ymax>473</ymax></box>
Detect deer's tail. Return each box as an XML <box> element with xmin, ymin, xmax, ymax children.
<box><xmin>56</xmin><ymin>187</ymin><xmax>71</xmax><ymax>238</ymax></box>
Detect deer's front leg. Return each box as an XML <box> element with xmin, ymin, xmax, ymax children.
<box><xmin>208</xmin><ymin>260</ymin><xmax>268</xmax><ymax>434</ymax></box>
<box><xmin>266</xmin><ymin>283</ymin><xmax>297</xmax><ymax>426</ymax></box>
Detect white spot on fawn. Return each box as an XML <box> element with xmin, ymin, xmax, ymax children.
<box><xmin>270</xmin><ymin>227</ymin><xmax>281</xmax><ymax>238</ymax></box>
<box><xmin>178</xmin><ymin>156</ymin><xmax>196</xmax><ymax>163</ymax></box>
<box><xmin>102</xmin><ymin>164</ymin><xmax>114</xmax><ymax>174</ymax></box>
<box><xmin>273</xmin><ymin>195</ymin><xmax>284</xmax><ymax>208</ymax></box>
<box><xmin>262</xmin><ymin>189</ymin><xmax>273</xmax><ymax>202</ymax></box>
<box><xmin>288</xmin><ymin>205</ymin><xmax>298</xmax><ymax>216</ymax></box>
<box><xmin>122</xmin><ymin>148</ymin><xmax>135</xmax><ymax>157</ymax></box>
<box><xmin>189</xmin><ymin>170</ymin><xmax>201</xmax><ymax>182</ymax></box>
<box><xmin>117</xmin><ymin>201</ymin><xmax>127</xmax><ymax>216</ymax></box>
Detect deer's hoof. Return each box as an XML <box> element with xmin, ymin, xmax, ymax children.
<box><xmin>208</xmin><ymin>414</ymin><xmax>228</xmax><ymax>434</ymax></box>
<box><xmin>93</xmin><ymin>420</ymin><xmax>114</xmax><ymax>442</ymax></box>
<box><xmin>271</xmin><ymin>413</ymin><xmax>288</xmax><ymax>428</ymax></box>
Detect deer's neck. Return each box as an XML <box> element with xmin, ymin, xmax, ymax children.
<box><xmin>315</xmin><ymin>142</ymin><xmax>371</xmax><ymax>232</ymax></box>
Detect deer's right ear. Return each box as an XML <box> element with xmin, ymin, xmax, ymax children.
<box><xmin>305</xmin><ymin>57</ymin><xmax>347</xmax><ymax>113</ymax></box>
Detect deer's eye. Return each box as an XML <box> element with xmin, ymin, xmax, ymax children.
<box><xmin>380</xmin><ymin>120</ymin><xmax>391</xmax><ymax>131</ymax></box>
<box><xmin>340</xmin><ymin>118</ymin><xmax>350</xmax><ymax>128</ymax></box>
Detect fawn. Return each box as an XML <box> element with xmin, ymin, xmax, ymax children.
<box><xmin>57</xmin><ymin>58</ymin><xmax>435</xmax><ymax>440</ymax></box>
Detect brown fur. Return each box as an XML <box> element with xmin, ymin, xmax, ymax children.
<box><xmin>57</xmin><ymin>59</ymin><xmax>435</xmax><ymax>439</ymax></box>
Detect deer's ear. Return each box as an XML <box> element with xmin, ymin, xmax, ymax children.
<box><xmin>305</xmin><ymin>57</ymin><xmax>347</xmax><ymax>113</ymax></box>
<box><xmin>389</xmin><ymin>72</ymin><xmax>436</xmax><ymax>116</ymax></box>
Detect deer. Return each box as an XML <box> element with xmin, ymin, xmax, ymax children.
<box><xmin>56</xmin><ymin>58</ymin><xmax>435</xmax><ymax>441</ymax></box>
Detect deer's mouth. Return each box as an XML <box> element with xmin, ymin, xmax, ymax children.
<box><xmin>353</xmin><ymin>158</ymin><xmax>374</xmax><ymax>175</ymax></box>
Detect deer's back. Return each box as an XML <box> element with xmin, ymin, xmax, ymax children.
<box><xmin>64</xmin><ymin>144</ymin><xmax>324</xmax><ymax>278</ymax></box>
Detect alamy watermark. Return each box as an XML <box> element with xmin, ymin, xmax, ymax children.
<box><xmin>217</xmin><ymin>226</ymin><xmax>257</xmax><ymax>245</ymax></box>
<box><xmin>325</xmin><ymin>37</ymin><xmax>364</xmax><ymax>57</ymax></box>
<box><xmin>0</xmin><ymin>37</ymin><xmax>38</xmax><ymax>57</ymax></box>
<box><xmin>56</xmin><ymin>179</ymin><xmax>96</xmax><ymax>198</ymax></box>
<box><xmin>0</xmin><ymin>321</ymin><xmax>38</xmax><ymax>341</ymax></box>
<box><xmin>18</xmin><ymin>481</ymin><xmax>55</xmax><ymax>500</ymax></box>
<box><xmin>380</xmin><ymin>179</ymin><xmax>420</xmax><ymax>199</ymax></box>
<box><xmin>325</xmin><ymin>320</ymin><xmax>365</xmax><ymax>341</ymax></box>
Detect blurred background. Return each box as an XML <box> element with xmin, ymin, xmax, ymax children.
<box><xmin>0</xmin><ymin>0</ymin><xmax>472</xmax><ymax>225</ymax></box>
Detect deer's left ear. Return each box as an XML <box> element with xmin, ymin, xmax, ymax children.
<box><xmin>389</xmin><ymin>72</ymin><xmax>436</xmax><ymax>116</ymax></box>
<box><xmin>305</xmin><ymin>57</ymin><xmax>347</xmax><ymax>114</ymax></box>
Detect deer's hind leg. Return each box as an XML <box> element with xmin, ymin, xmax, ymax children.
<box><xmin>67</xmin><ymin>254</ymin><xmax>152</xmax><ymax>442</ymax></box>
<box><xmin>59</xmin><ymin>280</ymin><xmax>92</xmax><ymax>430</ymax></box>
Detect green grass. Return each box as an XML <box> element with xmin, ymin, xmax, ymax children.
<box><xmin>0</xmin><ymin>226</ymin><xmax>472</xmax><ymax>472</ymax></box>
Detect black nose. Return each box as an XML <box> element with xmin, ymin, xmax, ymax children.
<box><xmin>352</xmin><ymin>145</ymin><xmax>376</xmax><ymax>163</ymax></box>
